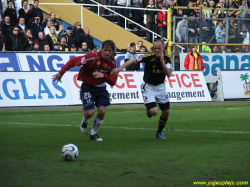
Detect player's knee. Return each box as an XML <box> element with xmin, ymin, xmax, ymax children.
<box><xmin>98</xmin><ymin>110</ymin><xmax>106</xmax><ymax>116</ymax></box>
<box><xmin>85</xmin><ymin>109</ymin><xmax>95</xmax><ymax>117</ymax></box>
<box><xmin>149</xmin><ymin>107</ymin><xmax>158</xmax><ymax>116</ymax></box>
<box><xmin>161</xmin><ymin>109</ymin><xmax>170</xmax><ymax>118</ymax></box>
<box><xmin>98</xmin><ymin>107</ymin><xmax>106</xmax><ymax>116</ymax></box>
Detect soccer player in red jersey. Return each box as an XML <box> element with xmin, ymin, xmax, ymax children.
<box><xmin>53</xmin><ymin>40</ymin><xmax>118</xmax><ymax>141</ymax></box>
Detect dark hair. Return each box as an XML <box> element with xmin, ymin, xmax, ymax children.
<box><xmin>22</xmin><ymin>0</ymin><xmax>28</xmax><ymax>6</ymax></box>
<box><xmin>33</xmin><ymin>41</ymin><xmax>40</xmax><ymax>46</ymax></box>
<box><xmin>13</xmin><ymin>26</ymin><xmax>19</xmax><ymax>30</ymax></box>
<box><xmin>153</xmin><ymin>39</ymin><xmax>165</xmax><ymax>47</ymax></box>
<box><xmin>102</xmin><ymin>40</ymin><xmax>115</xmax><ymax>51</ymax></box>
<box><xmin>18</xmin><ymin>16</ymin><xmax>25</xmax><ymax>21</ymax></box>
<box><xmin>140</xmin><ymin>45</ymin><xmax>148</xmax><ymax>52</ymax></box>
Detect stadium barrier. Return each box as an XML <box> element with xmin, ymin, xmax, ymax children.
<box><xmin>0</xmin><ymin>71</ymin><xmax>210</xmax><ymax>107</ymax></box>
<box><xmin>2</xmin><ymin>51</ymin><xmax>250</xmax><ymax>106</ymax></box>
<box><xmin>1</xmin><ymin>52</ymin><xmax>250</xmax><ymax>83</ymax></box>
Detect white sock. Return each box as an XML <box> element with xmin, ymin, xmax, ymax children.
<box><xmin>81</xmin><ymin>115</ymin><xmax>89</xmax><ymax>125</ymax></box>
<box><xmin>90</xmin><ymin>117</ymin><xmax>103</xmax><ymax>135</ymax></box>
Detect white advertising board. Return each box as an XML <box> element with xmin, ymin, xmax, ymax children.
<box><xmin>0</xmin><ymin>71</ymin><xmax>211</xmax><ymax>107</ymax></box>
<box><xmin>2</xmin><ymin>52</ymin><xmax>250</xmax><ymax>84</ymax></box>
<box><xmin>219</xmin><ymin>70</ymin><xmax>250</xmax><ymax>99</ymax></box>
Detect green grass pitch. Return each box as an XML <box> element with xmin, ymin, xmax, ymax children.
<box><xmin>0</xmin><ymin>103</ymin><xmax>249</xmax><ymax>187</ymax></box>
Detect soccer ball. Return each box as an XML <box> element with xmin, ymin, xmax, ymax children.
<box><xmin>61</xmin><ymin>144</ymin><xmax>79</xmax><ymax>161</ymax></box>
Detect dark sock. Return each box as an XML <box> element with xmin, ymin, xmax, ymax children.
<box><xmin>157</xmin><ymin>116</ymin><xmax>168</xmax><ymax>133</ymax></box>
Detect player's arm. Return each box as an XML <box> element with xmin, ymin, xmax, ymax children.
<box><xmin>105</xmin><ymin>58</ymin><xmax>119</xmax><ymax>86</ymax></box>
<box><xmin>104</xmin><ymin>70</ymin><xmax>118</xmax><ymax>86</ymax></box>
<box><xmin>160</xmin><ymin>52</ymin><xmax>172</xmax><ymax>77</ymax></box>
<box><xmin>92</xmin><ymin>70</ymin><xmax>117</xmax><ymax>86</ymax></box>
<box><xmin>52</xmin><ymin>56</ymin><xmax>82</xmax><ymax>83</ymax></box>
<box><xmin>112</xmin><ymin>58</ymin><xmax>137</xmax><ymax>74</ymax></box>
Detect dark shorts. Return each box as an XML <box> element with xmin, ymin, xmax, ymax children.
<box><xmin>80</xmin><ymin>83</ymin><xmax>110</xmax><ymax>110</ymax></box>
<box><xmin>145</xmin><ymin>101</ymin><xmax>170</xmax><ymax>111</ymax></box>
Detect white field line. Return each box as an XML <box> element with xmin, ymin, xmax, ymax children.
<box><xmin>0</xmin><ymin>122</ymin><xmax>249</xmax><ymax>134</ymax></box>
<box><xmin>0</xmin><ymin>111</ymin><xmax>134</xmax><ymax>117</ymax></box>
<box><xmin>224</xmin><ymin>107</ymin><xmax>250</xmax><ymax>110</ymax></box>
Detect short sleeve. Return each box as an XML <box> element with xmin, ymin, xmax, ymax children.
<box><xmin>167</xmin><ymin>63</ymin><xmax>172</xmax><ymax>70</ymax></box>
<box><xmin>135</xmin><ymin>53</ymin><xmax>149</xmax><ymax>62</ymax></box>
<box><xmin>81</xmin><ymin>52</ymin><xmax>98</xmax><ymax>65</ymax></box>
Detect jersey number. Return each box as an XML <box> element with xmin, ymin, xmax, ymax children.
<box><xmin>84</xmin><ymin>92</ymin><xmax>91</xmax><ymax>99</ymax></box>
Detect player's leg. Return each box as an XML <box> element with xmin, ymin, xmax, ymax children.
<box><xmin>155</xmin><ymin>102</ymin><xmax>170</xmax><ymax>140</ymax></box>
<box><xmin>91</xmin><ymin>106</ymin><xmax>106</xmax><ymax>135</ymax></box>
<box><xmin>80</xmin><ymin>109</ymin><xmax>95</xmax><ymax>133</ymax></box>
<box><xmin>145</xmin><ymin>102</ymin><xmax>158</xmax><ymax>118</ymax></box>
<box><xmin>79</xmin><ymin>84</ymin><xmax>96</xmax><ymax>133</ymax></box>
<box><xmin>141</xmin><ymin>83</ymin><xmax>158</xmax><ymax>118</ymax></box>
<box><xmin>89</xmin><ymin>87</ymin><xmax>110</xmax><ymax>141</ymax></box>
<box><xmin>96</xmin><ymin>106</ymin><xmax>106</xmax><ymax>120</ymax></box>
<box><xmin>155</xmin><ymin>84</ymin><xmax>170</xmax><ymax>140</ymax></box>
<box><xmin>89</xmin><ymin>106</ymin><xmax>106</xmax><ymax>141</ymax></box>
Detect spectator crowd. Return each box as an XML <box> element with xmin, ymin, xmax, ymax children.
<box><xmin>0</xmin><ymin>0</ymin><xmax>250</xmax><ymax>53</ymax></box>
<box><xmin>0</xmin><ymin>0</ymin><xmax>96</xmax><ymax>52</ymax></box>
<box><xmin>76</xmin><ymin>0</ymin><xmax>250</xmax><ymax>53</ymax></box>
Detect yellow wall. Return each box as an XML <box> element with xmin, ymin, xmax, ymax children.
<box><xmin>39</xmin><ymin>0</ymin><xmax>152</xmax><ymax>50</ymax></box>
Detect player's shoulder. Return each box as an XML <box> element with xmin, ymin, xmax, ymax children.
<box><xmin>164</xmin><ymin>53</ymin><xmax>172</xmax><ymax>63</ymax></box>
<box><xmin>79</xmin><ymin>52</ymin><xmax>98</xmax><ymax>64</ymax></box>
<box><xmin>110</xmin><ymin>55</ymin><xmax>118</xmax><ymax>64</ymax></box>
<box><xmin>164</xmin><ymin>53</ymin><xmax>171</xmax><ymax>59</ymax></box>
<box><xmin>85</xmin><ymin>52</ymin><xmax>99</xmax><ymax>60</ymax></box>
<box><xmin>135</xmin><ymin>52</ymin><xmax>154</xmax><ymax>62</ymax></box>
<box><xmin>141</xmin><ymin>52</ymin><xmax>155</xmax><ymax>59</ymax></box>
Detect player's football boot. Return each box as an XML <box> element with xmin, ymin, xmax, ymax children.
<box><xmin>155</xmin><ymin>131</ymin><xmax>166</xmax><ymax>140</ymax></box>
<box><xmin>90</xmin><ymin>133</ymin><xmax>103</xmax><ymax>141</ymax></box>
<box><xmin>80</xmin><ymin>122</ymin><xmax>88</xmax><ymax>133</ymax></box>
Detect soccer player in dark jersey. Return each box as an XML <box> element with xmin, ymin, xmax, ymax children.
<box><xmin>53</xmin><ymin>40</ymin><xmax>118</xmax><ymax>141</ymax></box>
<box><xmin>113</xmin><ymin>39</ymin><xmax>172</xmax><ymax>140</ymax></box>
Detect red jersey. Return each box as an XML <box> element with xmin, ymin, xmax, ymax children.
<box><xmin>59</xmin><ymin>51</ymin><xmax>118</xmax><ymax>86</ymax></box>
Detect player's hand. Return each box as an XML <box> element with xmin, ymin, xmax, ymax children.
<box><xmin>93</xmin><ymin>71</ymin><xmax>104</xmax><ymax>79</ymax></box>
<box><xmin>52</xmin><ymin>73</ymin><xmax>62</xmax><ymax>83</ymax></box>
<box><xmin>159</xmin><ymin>51</ymin><xmax>164</xmax><ymax>62</ymax></box>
